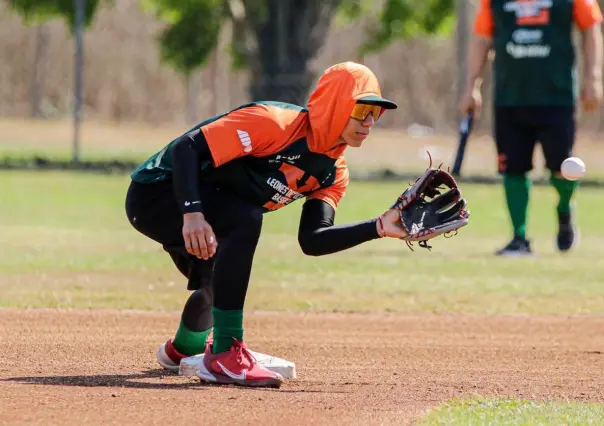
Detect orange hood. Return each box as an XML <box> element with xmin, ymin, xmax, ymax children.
<box><xmin>306</xmin><ymin>62</ymin><xmax>385</xmax><ymax>155</ymax></box>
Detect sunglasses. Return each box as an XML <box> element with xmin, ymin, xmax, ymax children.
<box><xmin>350</xmin><ymin>103</ymin><xmax>385</xmax><ymax>122</ymax></box>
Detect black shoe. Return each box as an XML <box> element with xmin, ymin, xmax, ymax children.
<box><xmin>495</xmin><ymin>236</ymin><xmax>533</xmax><ymax>257</ymax></box>
<box><xmin>557</xmin><ymin>210</ymin><xmax>578</xmax><ymax>252</ymax></box>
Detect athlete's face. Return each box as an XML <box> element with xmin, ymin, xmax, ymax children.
<box><xmin>338</xmin><ymin>112</ymin><xmax>375</xmax><ymax>148</ymax></box>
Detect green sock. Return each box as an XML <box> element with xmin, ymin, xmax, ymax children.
<box><xmin>503</xmin><ymin>173</ymin><xmax>531</xmax><ymax>239</ymax></box>
<box><xmin>172</xmin><ymin>319</ymin><xmax>212</xmax><ymax>356</ymax></box>
<box><xmin>550</xmin><ymin>175</ymin><xmax>578</xmax><ymax>214</ymax></box>
<box><xmin>211</xmin><ymin>307</ymin><xmax>244</xmax><ymax>354</ymax></box>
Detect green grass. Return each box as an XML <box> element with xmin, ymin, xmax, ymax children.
<box><xmin>419</xmin><ymin>397</ymin><xmax>604</xmax><ymax>426</ymax></box>
<box><xmin>0</xmin><ymin>147</ymin><xmax>147</xmax><ymax>164</ymax></box>
<box><xmin>1</xmin><ymin>170</ymin><xmax>604</xmax><ymax>313</ymax></box>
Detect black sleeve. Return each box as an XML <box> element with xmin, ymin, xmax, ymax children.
<box><xmin>298</xmin><ymin>198</ymin><xmax>381</xmax><ymax>256</ymax></box>
<box><xmin>171</xmin><ymin>129</ymin><xmax>214</xmax><ymax>214</ymax></box>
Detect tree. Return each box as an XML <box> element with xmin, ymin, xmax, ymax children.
<box><xmin>340</xmin><ymin>0</ymin><xmax>455</xmax><ymax>54</ymax></box>
<box><xmin>224</xmin><ymin>0</ymin><xmax>342</xmax><ymax>104</ymax></box>
<box><xmin>146</xmin><ymin>0</ymin><xmax>454</xmax><ymax>107</ymax></box>
<box><xmin>8</xmin><ymin>0</ymin><xmax>102</xmax><ymax>118</ymax></box>
<box><xmin>8</xmin><ymin>0</ymin><xmax>101</xmax><ymax>29</ymax></box>
<box><xmin>9</xmin><ymin>0</ymin><xmax>103</xmax><ymax>162</ymax></box>
<box><xmin>142</xmin><ymin>0</ymin><xmax>223</xmax><ymax>123</ymax></box>
<box><xmin>29</xmin><ymin>23</ymin><xmax>50</xmax><ymax>118</ymax></box>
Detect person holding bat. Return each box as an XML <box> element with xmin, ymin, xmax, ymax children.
<box><xmin>125</xmin><ymin>62</ymin><xmax>469</xmax><ymax>388</ymax></box>
<box><xmin>459</xmin><ymin>0</ymin><xmax>603</xmax><ymax>256</ymax></box>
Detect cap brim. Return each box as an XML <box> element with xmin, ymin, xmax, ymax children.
<box><xmin>358</xmin><ymin>95</ymin><xmax>398</xmax><ymax>110</ymax></box>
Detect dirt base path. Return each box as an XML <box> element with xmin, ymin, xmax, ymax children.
<box><xmin>1</xmin><ymin>309</ymin><xmax>603</xmax><ymax>425</ymax></box>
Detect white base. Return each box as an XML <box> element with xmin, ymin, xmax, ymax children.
<box><xmin>179</xmin><ymin>351</ymin><xmax>297</xmax><ymax>380</ymax></box>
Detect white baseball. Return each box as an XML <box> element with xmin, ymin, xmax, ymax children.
<box><xmin>560</xmin><ymin>157</ymin><xmax>586</xmax><ymax>181</ymax></box>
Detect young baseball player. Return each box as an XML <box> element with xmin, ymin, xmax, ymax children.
<box><xmin>460</xmin><ymin>0</ymin><xmax>603</xmax><ymax>256</ymax></box>
<box><xmin>126</xmin><ymin>62</ymin><xmax>467</xmax><ymax>388</ymax></box>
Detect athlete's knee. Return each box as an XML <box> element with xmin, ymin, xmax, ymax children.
<box><xmin>500</xmin><ymin>157</ymin><xmax>532</xmax><ymax>175</ymax></box>
<box><xmin>125</xmin><ymin>182</ymin><xmax>140</xmax><ymax>227</ymax></box>
<box><xmin>231</xmin><ymin>205</ymin><xmax>263</xmax><ymax>237</ymax></box>
<box><xmin>545</xmin><ymin>155</ymin><xmax>566</xmax><ymax>173</ymax></box>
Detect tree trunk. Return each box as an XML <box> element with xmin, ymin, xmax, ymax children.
<box><xmin>30</xmin><ymin>24</ymin><xmax>50</xmax><ymax>118</ymax></box>
<box><xmin>248</xmin><ymin>0</ymin><xmax>342</xmax><ymax>105</ymax></box>
<box><xmin>185</xmin><ymin>73</ymin><xmax>199</xmax><ymax>124</ymax></box>
<box><xmin>207</xmin><ymin>48</ymin><xmax>218</xmax><ymax>116</ymax></box>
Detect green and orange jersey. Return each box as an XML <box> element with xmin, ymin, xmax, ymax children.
<box><xmin>131</xmin><ymin>62</ymin><xmax>386</xmax><ymax>212</ymax></box>
<box><xmin>197</xmin><ymin>101</ymin><xmax>350</xmax><ymax>211</ymax></box>
<box><xmin>473</xmin><ymin>0</ymin><xmax>603</xmax><ymax>106</ymax></box>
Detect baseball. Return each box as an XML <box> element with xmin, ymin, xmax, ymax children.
<box><xmin>561</xmin><ymin>157</ymin><xmax>586</xmax><ymax>181</ymax></box>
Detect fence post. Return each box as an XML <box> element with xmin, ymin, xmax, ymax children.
<box><xmin>73</xmin><ymin>0</ymin><xmax>85</xmax><ymax>163</ymax></box>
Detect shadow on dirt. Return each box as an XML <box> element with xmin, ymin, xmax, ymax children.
<box><xmin>2</xmin><ymin>369</ymin><xmax>343</xmax><ymax>393</ymax></box>
<box><xmin>2</xmin><ymin>369</ymin><xmax>205</xmax><ymax>390</ymax></box>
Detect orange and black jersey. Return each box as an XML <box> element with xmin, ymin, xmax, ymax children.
<box><xmin>474</xmin><ymin>0</ymin><xmax>602</xmax><ymax>37</ymax></box>
<box><xmin>472</xmin><ymin>0</ymin><xmax>603</xmax><ymax>106</ymax></box>
<box><xmin>200</xmin><ymin>101</ymin><xmax>349</xmax><ymax>212</ymax></box>
<box><xmin>131</xmin><ymin>101</ymin><xmax>349</xmax><ymax>214</ymax></box>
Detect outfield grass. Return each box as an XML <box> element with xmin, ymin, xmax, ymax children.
<box><xmin>420</xmin><ymin>398</ymin><xmax>604</xmax><ymax>426</ymax></box>
<box><xmin>1</xmin><ymin>170</ymin><xmax>604</xmax><ymax>313</ymax></box>
<box><xmin>3</xmin><ymin>117</ymin><xmax>604</xmax><ymax>180</ymax></box>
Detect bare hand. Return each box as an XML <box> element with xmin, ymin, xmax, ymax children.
<box><xmin>458</xmin><ymin>86</ymin><xmax>483</xmax><ymax>118</ymax></box>
<box><xmin>183</xmin><ymin>212</ymin><xmax>217</xmax><ymax>260</ymax></box>
<box><xmin>377</xmin><ymin>209</ymin><xmax>408</xmax><ymax>239</ymax></box>
<box><xmin>581</xmin><ymin>76</ymin><xmax>603</xmax><ymax>113</ymax></box>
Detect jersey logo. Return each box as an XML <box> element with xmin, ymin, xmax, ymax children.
<box><xmin>504</xmin><ymin>0</ymin><xmax>551</xmax><ymax>26</ymax></box>
<box><xmin>264</xmin><ymin>163</ymin><xmax>321</xmax><ymax>211</ymax></box>
<box><xmin>268</xmin><ymin>154</ymin><xmax>302</xmax><ymax>164</ymax></box>
<box><xmin>504</xmin><ymin>1</ymin><xmax>552</xmax><ymax>58</ymax></box>
<box><xmin>237</xmin><ymin>130</ymin><xmax>252</xmax><ymax>153</ymax></box>
<box><xmin>511</xmin><ymin>29</ymin><xmax>543</xmax><ymax>44</ymax></box>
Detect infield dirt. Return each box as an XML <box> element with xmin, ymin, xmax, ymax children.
<box><xmin>1</xmin><ymin>309</ymin><xmax>603</xmax><ymax>425</ymax></box>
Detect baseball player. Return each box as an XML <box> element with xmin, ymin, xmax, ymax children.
<box><xmin>460</xmin><ymin>0</ymin><xmax>603</xmax><ymax>256</ymax></box>
<box><xmin>126</xmin><ymin>62</ymin><xmax>467</xmax><ymax>388</ymax></box>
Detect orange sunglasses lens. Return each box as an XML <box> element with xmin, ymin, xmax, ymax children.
<box><xmin>350</xmin><ymin>104</ymin><xmax>384</xmax><ymax>121</ymax></box>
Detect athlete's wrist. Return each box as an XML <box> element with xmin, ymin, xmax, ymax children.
<box><xmin>472</xmin><ymin>77</ymin><xmax>484</xmax><ymax>90</ymax></box>
<box><xmin>184</xmin><ymin>211</ymin><xmax>205</xmax><ymax>220</ymax></box>
<box><xmin>182</xmin><ymin>200</ymin><xmax>204</xmax><ymax>214</ymax></box>
<box><xmin>376</xmin><ymin>215</ymin><xmax>386</xmax><ymax>238</ymax></box>
<box><xmin>463</xmin><ymin>76</ymin><xmax>482</xmax><ymax>92</ymax></box>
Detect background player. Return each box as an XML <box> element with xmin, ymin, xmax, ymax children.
<box><xmin>460</xmin><ymin>0</ymin><xmax>603</xmax><ymax>256</ymax></box>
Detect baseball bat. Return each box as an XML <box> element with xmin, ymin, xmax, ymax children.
<box><xmin>452</xmin><ymin>110</ymin><xmax>474</xmax><ymax>176</ymax></box>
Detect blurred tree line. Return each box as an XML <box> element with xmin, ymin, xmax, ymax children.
<box><xmin>7</xmin><ymin>0</ymin><xmax>454</xmax><ymax>119</ymax></box>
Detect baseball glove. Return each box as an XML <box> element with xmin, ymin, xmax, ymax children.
<box><xmin>391</xmin><ymin>162</ymin><xmax>470</xmax><ymax>250</ymax></box>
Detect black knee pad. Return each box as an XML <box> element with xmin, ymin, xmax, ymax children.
<box><xmin>181</xmin><ymin>288</ymin><xmax>213</xmax><ymax>331</ymax></box>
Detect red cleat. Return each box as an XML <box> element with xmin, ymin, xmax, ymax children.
<box><xmin>156</xmin><ymin>339</ymin><xmax>188</xmax><ymax>372</ymax></box>
<box><xmin>197</xmin><ymin>339</ymin><xmax>284</xmax><ymax>388</ymax></box>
